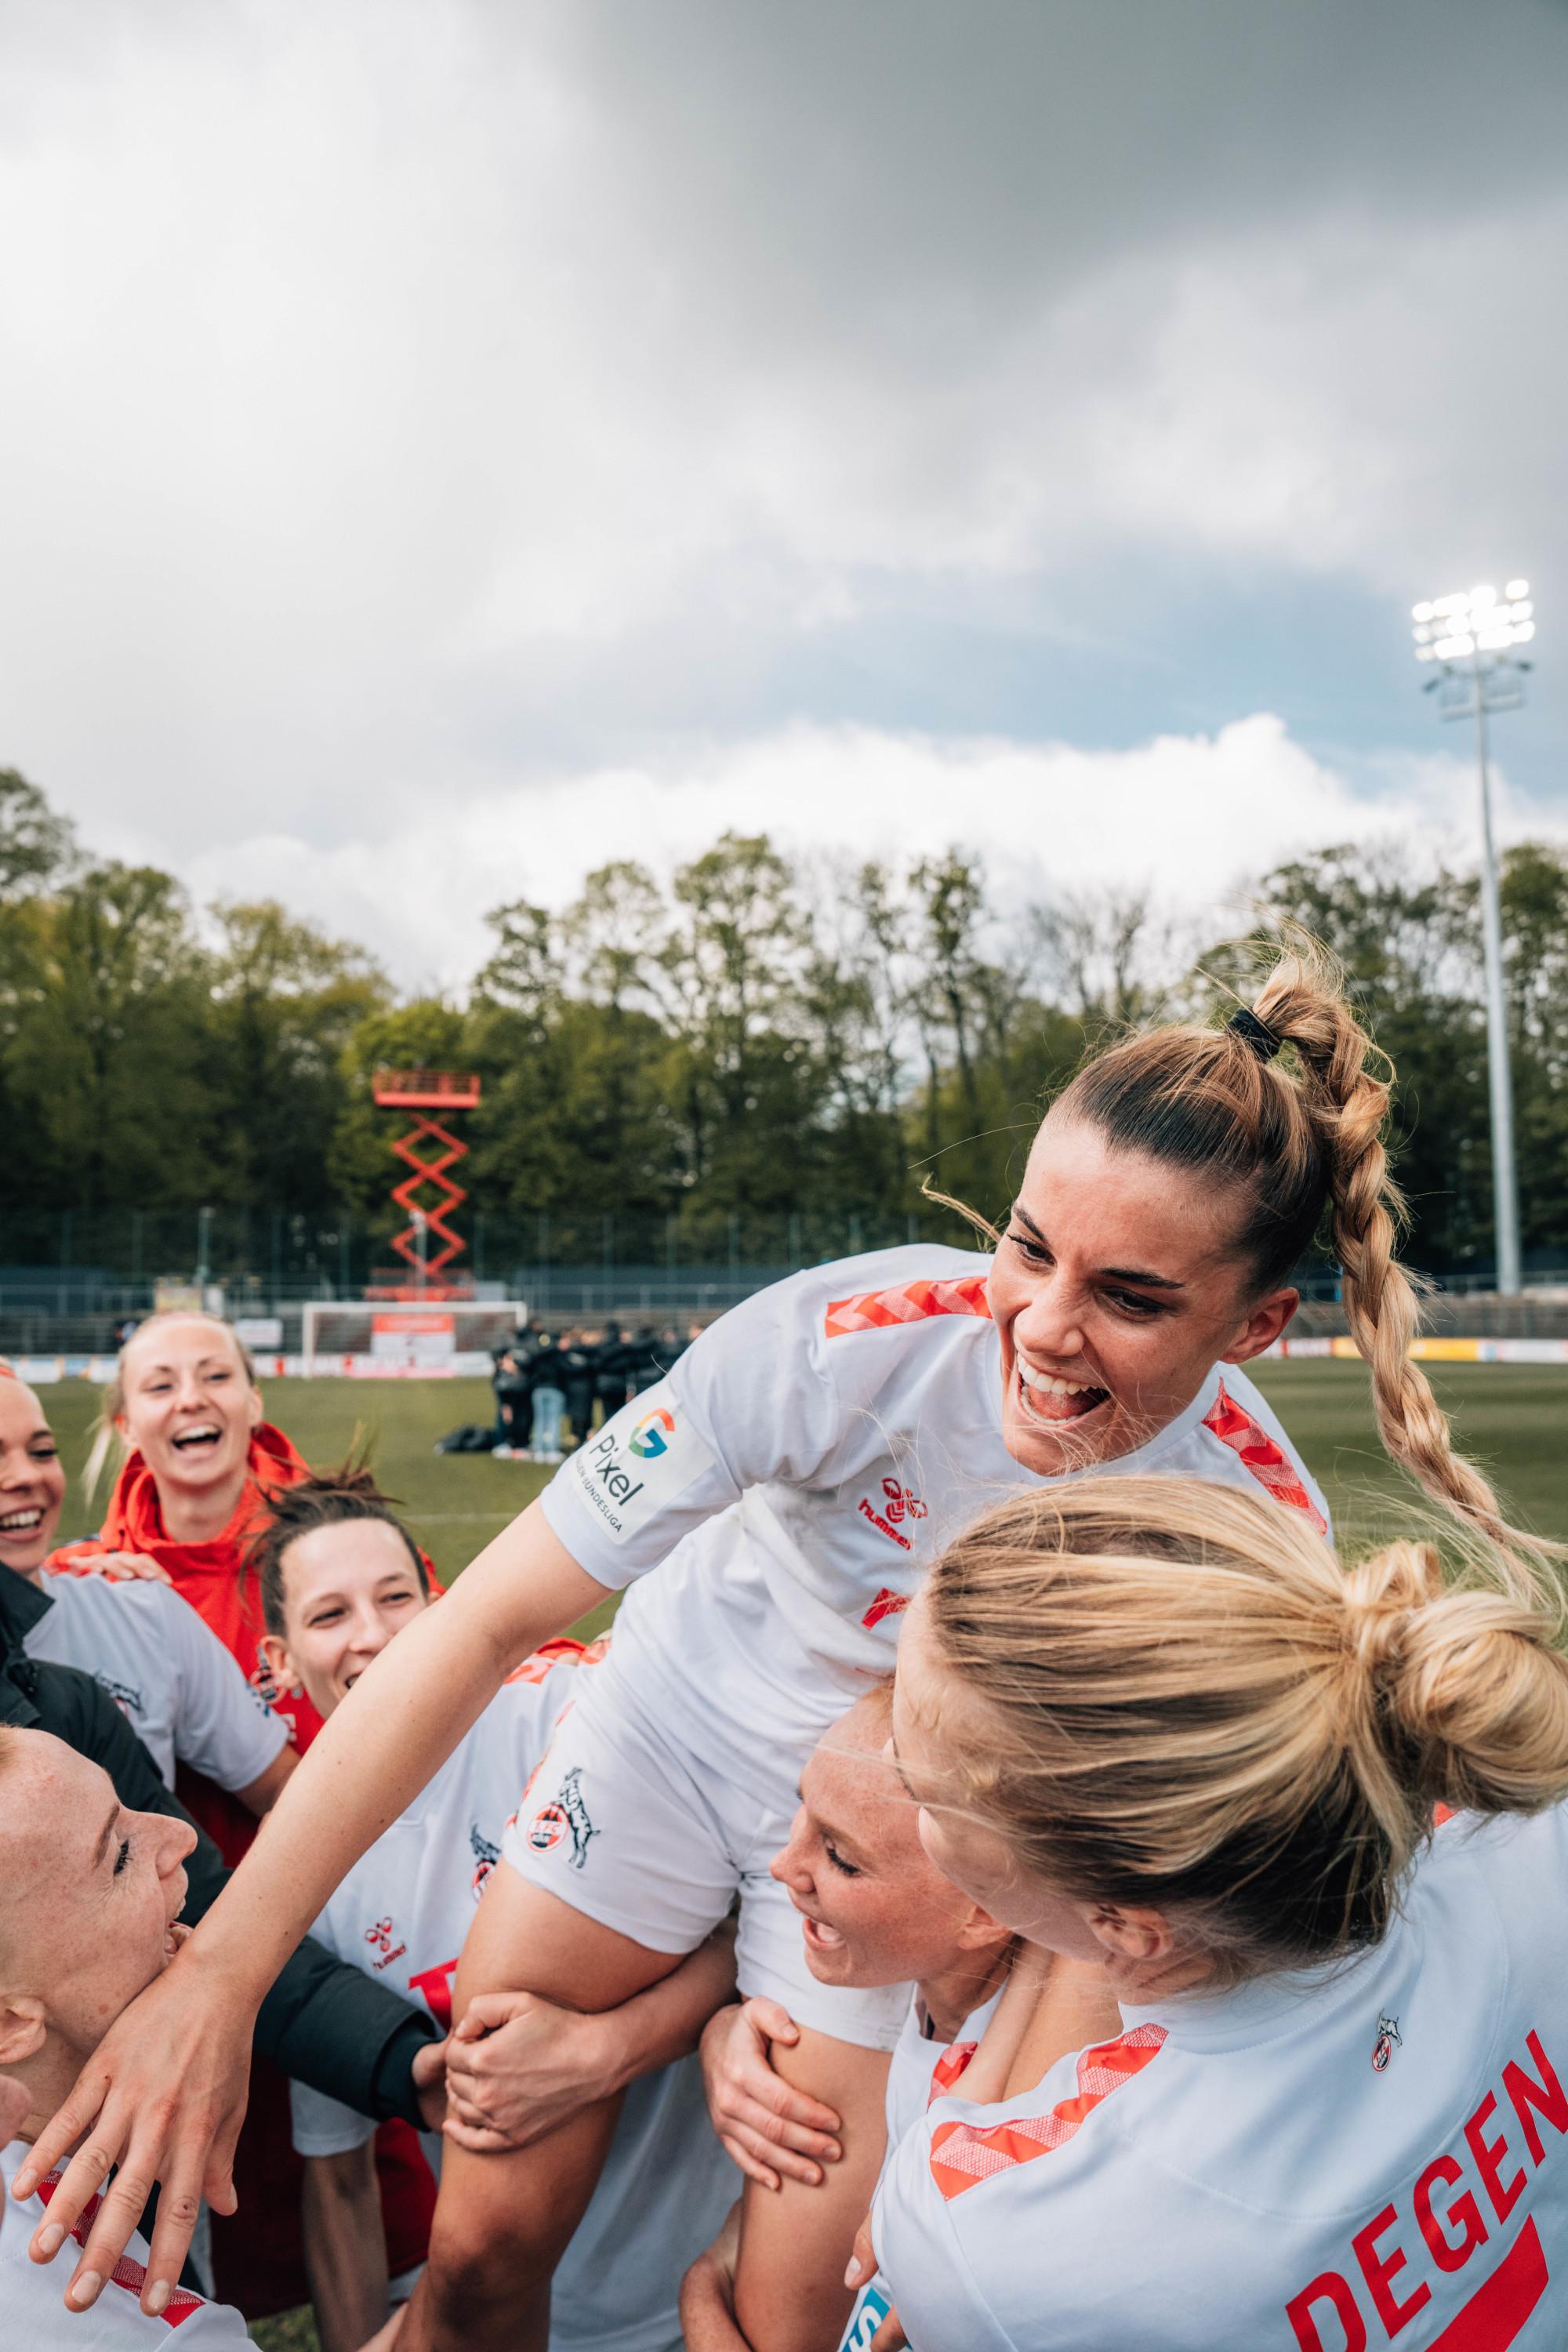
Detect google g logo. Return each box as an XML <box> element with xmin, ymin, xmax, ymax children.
<box><xmin>629</xmin><ymin>1406</ymin><xmax>676</xmax><ymax>1459</ymax></box>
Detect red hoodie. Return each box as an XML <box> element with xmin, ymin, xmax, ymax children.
<box><xmin>49</xmin><ymin>1421</ymin><xmax>438</xmax><ymax>2317</ymax></box>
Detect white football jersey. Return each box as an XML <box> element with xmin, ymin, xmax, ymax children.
<box><xmin>874</xmin><ymin>1807</ymin><xmax>1568</xmax><ymax>2350</ymax></box>
<box><xmin>543</xmin><ymin>1247</ymin><xmax>1329</xmax><ymax>1795</ymax></box>
<box><xmin>1</xmin><ymin>2143</ymin><xmax>249</xmax><ymax>2345</ymax></box>
<box><xmin>24</xmin><ymin>1572</ymin><xmax>288</xmax><ymax>1792</ymax></box>
<box><xmin>839</xmin><ymin>1986</ymin><xmax>1004</xmax><ymax>2352</ymax></box>
<box><xmin>290</xmin><ymin>1646</ymin><xmax>738</xmax><ymax>2352</ymax></box>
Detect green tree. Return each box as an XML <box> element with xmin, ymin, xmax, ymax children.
<box><xmin>3</xmin><ymin>864</ymin><xmax>216</xmax><ymax>1214</ymax></box>
<box><xmin>204</xmin><ymin>902</ymin><xmax>389</xmax><ymax>1212</ymax></box>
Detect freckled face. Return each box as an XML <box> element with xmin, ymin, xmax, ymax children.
<box><xmin>263</xmin><ymin>1520</ymin><xmax>429</xmax><ymax>1721</ymax></box>
<box><xmin>768</xmin><ymin>1710</ymin><xmax>982</xmax><ymax>1988</ymax></box>
<box><xmin>0</xmin><ymin>1737</ymin><xmax>195</xmax><ymax>2057</ymax></box>
<box><xmin>989</xmin><ymin>1116</ymin><xmax>1287</xmax><ymax>1476</ymax></box>
<box><xmin>0</xmin><ymin>1382</ymin><xmax>65</xmax><ymax>1577</ymax></box>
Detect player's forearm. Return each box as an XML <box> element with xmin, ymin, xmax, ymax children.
<box><xmin>681</xmin><ymin>2235</ymin><xmax>759</xmax><ymax>2352</ymax></box>
<box><xmin>301</xmin><ymin>2149</ymin><xmax>390</xmax><ymax>2352</ymax></box>
<box><xmin>181</xmin><ymin>1503</ymin><xmax>608</xmax><ymax>2005</ymax></box>
<box><xmin>602</xmin><ymin>1918</ymin><xmax>740</xmax><ymax>2093</ymax></box>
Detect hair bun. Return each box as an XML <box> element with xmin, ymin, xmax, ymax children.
<box><xmin>1341</xmin><ymin>1542</ymin><xmax>1442</xmax><ymax>1679</ymax></box>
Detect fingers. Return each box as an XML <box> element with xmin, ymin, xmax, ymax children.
<box><xmin>410</xmin><ymin>2038</ymin><xmax>448</xmax><ymax>2089</ymax></box>
<box><xmin>844</xmin><ymin>2216</ymin><xmax>877</xmax><ymax>2290</ymax></box>
<box><xmin>741</xmin><ymin>1997</ymin><xmax>800</xmax><ymax>2045</ymax></box>
<box><xmin>748</xmin><ymin>2067</ymin><xmax>841</xmax><ymax>2136</ymax></box>
<box><xmin>869</xmin><ymin>2306</ymin><xmax>908</xmax><ymax>2352</ymax></box>
<box><xmin>452</xmin><ymin>1990</ymin><xmax>539</xmax><ymax>2041</ymax></box>
<box><xmin>734</xmin><ymin>2095</ymin><xmax>840</xmax><ymax>2164</ymax></box>
<box><xmin>13</xmin><ymin>2068</ymin><xmax>109</xmax><ymax>2203</ymax></box>
<box><xmin>719</xmin><ymin>2132</ymin><xmax>781</xmax><ymax>2193</ymax></box>
<box><xmin>442</xmin><ymin>2116</ymin><xmax>528</xmax><ymax>2155</ymax></box>
<box><xmin>140</xmin><ymin>2165</ymin><xmax>206</xmax><ymax>2316</ymax></box>
<box><xmin>734</xmin><ymin>2122</ymin><xmax>828</xmax><ymax>2187</ymax></box>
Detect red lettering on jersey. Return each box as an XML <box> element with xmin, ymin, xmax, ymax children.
<box><xmin>862</xmin><ymin>1587</ymin><xmax>909</xmax><ymax>1630</ymax></box>
<box><xmin>1286</xmin><ymin>2271</ymin><xmax>1367</xmax><ymax>2351</ymax></box>
<box><xmin>1287</xmin><ymin>2034</ymin><xmax>1560</xmax><ymax>2347</ymax></box>
<box><xmin>408</xmin><ymin>1958</ymin><xmax>460</xmax><ymax>2030</ymax></box>
<box><xmin>1352</xmin><ymin>2204</ymin><xmax>1429</xmax><ymax>2333</ymax></box>
<box><xmin>1503</xmin><ymin>2031</ymin><xmax>1568</xmax><ymax>2165</ymax></box>
<box><xmin>1201</xmin><ymin>1379</ymin><xmax>1328</xmax><ymax>1535</ymax></box>
<box><xmin>1428</xmin><ymin>2216</ymin><xmax>1547</xmax><ymax>2349</ymax></box>
<box><xmin>825</xmin><ymin>1276</ymin><xmax>992</xmax><ymax>1339</ymax></box>
<box><xmin>858</xmin><ymin>1496</ymin><xmax>912</xmax><ymax>1552</ymax></box>
<box><xmin>1465</xmin><ymin>2092</ymin><xmax>1526</xmax><ymax>2223</ymax></box>
<box><xmin>1415</xmin><ymin>2155</ymin><xmax>1490</xmax><ymax>2272</ymax></box>
<box><xmin>36</xmin><ymin>2173</ymin><xmax>205</xmax><ymax>2328</ymax></box>
<box><xmin>929</xmin><ymin>2024</ymin><xmax>1165</xmax><ymax>2199</ymax></box>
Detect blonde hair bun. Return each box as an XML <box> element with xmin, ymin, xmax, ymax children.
<box><xmin>924</xmin><ymin>1477</ymin><xmax>1568</xmax><ymax>1981</ymax></box>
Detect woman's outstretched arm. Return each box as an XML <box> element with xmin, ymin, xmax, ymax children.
<box><xmin>13</xmin><ymin>1498</ymin><xmax>606</xmax><ymax>2318</ymax></box>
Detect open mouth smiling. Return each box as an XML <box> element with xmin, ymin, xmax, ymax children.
<box><xmin>1016</xmin><ymin>1360</ymin><xmax>1111</xmax><ymax>1425</ymax></box>
<box><xmin>171</xmin><ymin>1424</ymin><xmax>223</xmax><ymax>1454</ymax></box>
<box><xmin>0</xmin><ymin>1507</ymin><xmax>45</xmax><ymax>1534</ymax></box>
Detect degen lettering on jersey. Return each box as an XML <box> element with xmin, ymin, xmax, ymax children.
<box><xmin>565</xmin><ymin>1391</ymin><xmax>716</xmax><ymax>1544</ymax></box>
<box><xmin>1285</xmin><ymin>2026</ymin><xmax>1565</xmax><ymax>2350</ymax></box>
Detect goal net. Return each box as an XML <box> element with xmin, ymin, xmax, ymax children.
<box><xmin>302</xmin><ymin>1301</ymin><xmax>527</xmax><ymax>1376</ymax></box>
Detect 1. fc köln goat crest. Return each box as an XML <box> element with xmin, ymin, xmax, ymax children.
<box><xmin>527</xmin><ymin>1766</ymin><xmax>599</xmax><ymax>1871</ymax></box>
<box><xmin>1371</xmin><ymin>2013</ymin><xmax>1403</xmax><ymax>2073</ymax></box>
<box><xmin>470</xmin><ymin>1821</ymin><xmax>501</xmax><ymax>1900</ymax></box>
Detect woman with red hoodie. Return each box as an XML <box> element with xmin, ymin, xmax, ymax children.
<box><xmin>51</xmin><ymin>1312</ymin><xmax>437</xmax><ymax>2322</ymax></box>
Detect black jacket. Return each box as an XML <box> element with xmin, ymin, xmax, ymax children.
<box><xmin>0</xmin><ymin>1567</ymin><xmax>437</xmax><ymax>2129</ymax></box>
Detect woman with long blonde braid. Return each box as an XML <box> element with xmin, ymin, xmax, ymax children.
<box><xmin>22</xmin><ymin>941</ymin><xmax>1544</xmax><ymax>2345</ymax></box>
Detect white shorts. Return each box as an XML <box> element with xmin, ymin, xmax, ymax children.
<box><xmin>499</xmin><ymin>1645</ymin><xmax>910</xmax><ymax>2053</ymax></box>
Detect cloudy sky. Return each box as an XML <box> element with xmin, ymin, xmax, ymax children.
<box><xmin>1</xmin><ymin>0</ymin><xmax>1564</xmax><ymax>989</ymax></box>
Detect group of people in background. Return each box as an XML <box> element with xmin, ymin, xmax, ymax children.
<box><xmin>490</xmin><ymin>1325</ymin><xmax>697</xmax><ymax>1460</ymax></box>
<box><xmin>3</xmin><ymin>941</ymin><xmax>1568</xmax><ymax>2352</ymax></box>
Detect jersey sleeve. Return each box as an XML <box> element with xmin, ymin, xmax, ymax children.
<box><xmin>289</xmin><ymin>2074</ymin><xmax>376</xmax><ymax>2159</ymax></box>
<box><xmin>538</xmin><ymin>1269</ymin><xmax>847</xmax><ymax>1588</ymax></box>
<box><xmin>158</xmin><ymin>1588</ymin><xmax>289</xmax><ymax>1792</ymax></box>
<box><xmin>872</xmin><ymin>2121</ymin><xmax>1018</xmax><ymax>2352</ymax></box>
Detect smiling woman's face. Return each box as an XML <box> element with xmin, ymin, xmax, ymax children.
<box><xmin>768</xmin><ymin>1697</ymin><xmax>994</xmax><ymax>1989</ymax></box>
<box><xmin>0</xmin><ymin>1735</ymin><xmax>195</xmax><ymax>2063</ymax></box>
<box><xmin>117</xmin><ymin>1318</ymin><xmax>262</xmax><ymax>1500</ymax></box>
<box><xmin>988</xmin><ymin>1116</ymin><xmax>1296</xmax><ymax>1477</ymax></box>
<box><xmin>0</xmin><ymin>1381</ymin><xmax>65</xmax><ymax>1579</ymax></box>
<box><xmin>260</xmin><ymin>1519</ymin><xmax>430</xmax><ymax>1721</ymax></box>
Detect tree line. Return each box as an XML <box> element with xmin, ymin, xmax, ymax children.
<box><xmin>1</xmin><ymin>764</ymin><xmax>1565</xmax><ymax>1279</ymax></box>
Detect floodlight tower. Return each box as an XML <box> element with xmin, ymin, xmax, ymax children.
<box><xmin>1410</xmin><ymin>581</ymin><xmax>1537</xmax><ymax>1297</ymax></box>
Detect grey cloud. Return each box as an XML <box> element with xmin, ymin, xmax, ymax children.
<box><xmin>0</xmin><ymin>0</ymin><xmax>1561</xmax><ymax>877</ymax></box>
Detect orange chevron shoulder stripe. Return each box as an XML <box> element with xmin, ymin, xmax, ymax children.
<box><xmin>825</xmin><ymin>1275</ymin><xmax>992</xmax><ymax>1339</ymax></box>
<box><xmin>929</xmin><ymin>2024</ymin><xmax>1167</xmax><ymax>2200</ymax></box>
<box><xmin>1202</xmin><ymin>1378</ymin><xmax>1327</xmax><ymax>1535</ymax></box>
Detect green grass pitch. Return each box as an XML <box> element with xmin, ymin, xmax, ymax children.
<box><xmin>28</xmin><ymin>1362</ymin><xmax>1567</xmax><ymax>2351</ymax></box>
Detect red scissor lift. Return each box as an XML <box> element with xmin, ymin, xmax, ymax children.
<box><xmin>368</xmin><ymin>1069</ymin><xmax>482</xmax><ymax>1300</ymax></box>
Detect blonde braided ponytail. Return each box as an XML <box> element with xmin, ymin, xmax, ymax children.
<box><xmin>1253</xmin><ymin>950</ymin><xmax>1536</xmax><ymax>1559</ymax></box>
<box><xmin>1056</xmin><ymin>936</ymin><xmax>1551</xmax><ymax>1566</ymax></box>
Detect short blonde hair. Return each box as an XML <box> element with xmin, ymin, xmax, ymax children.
<box><xmin>918</xmin><ymin>1476</ymin><xmax>1568</xmax><ymax>1980</ymax></box>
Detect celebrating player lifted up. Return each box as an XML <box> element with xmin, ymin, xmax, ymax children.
<box><xmin>16</xmin><ymin>949</ymin><xmax>1536</xmax><ymax>2348</ymax></box>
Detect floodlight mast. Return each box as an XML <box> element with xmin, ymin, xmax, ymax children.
<box><xmin>1411</xmin><ymin>583</ymin><xmax>1536</xmax><ymax>1297</ymax></box>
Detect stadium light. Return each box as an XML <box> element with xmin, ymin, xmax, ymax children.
<box><xmin>1411</xmin><ymin>579</ymin><xmax>1538</xmax><ymax>1296</ymax></box>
